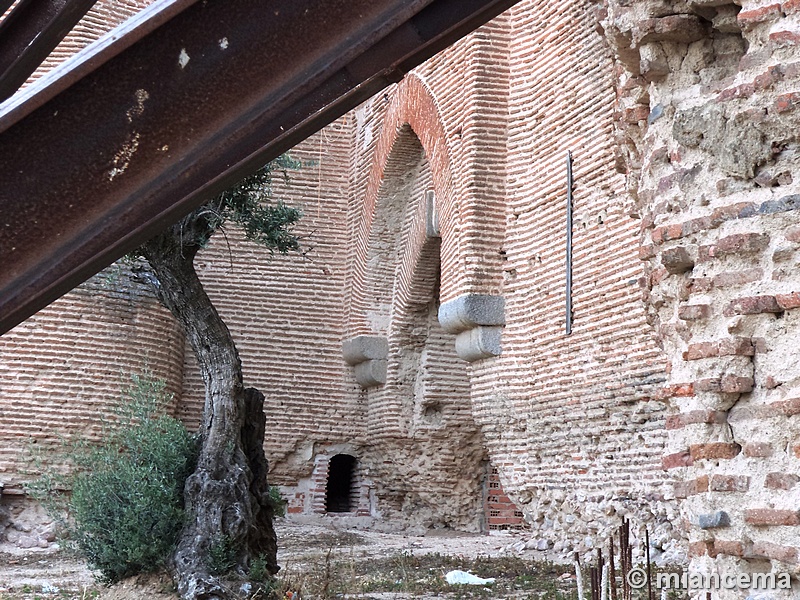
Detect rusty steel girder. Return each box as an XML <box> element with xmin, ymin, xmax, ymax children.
<box><xmin>0</xmin><ymin>0</ymin><xmax>99</xmax><ymax>102</ymax></box>
<box><xmin>0</xmin><ymin>0</ymin><xmax>520</xmax><ymax>334</ymax></box>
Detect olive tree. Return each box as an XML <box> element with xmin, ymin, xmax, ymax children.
<box><xmin>132</xmin><ymin>157</ymin><xmax>301</xmax><ymax>598</ymax></box>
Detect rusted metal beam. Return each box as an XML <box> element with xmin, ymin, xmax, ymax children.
<box><xmin>0</xmin><ymin>0</ymin><xmax>99</xmax><ymax>102</ymax></box>
<box><xmin>0</xmin><ymin>1</ymin><xmax>17</xmax><ymax>17</ymax></box>
<box><xmin>0</xmin><ymin>0</ymin><xmax>520</xmax><ymax>334</ymax></box>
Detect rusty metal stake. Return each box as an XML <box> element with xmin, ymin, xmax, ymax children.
<box><xmin>645</xmin><ymin>527</ymin><xmax>653</xmax><ymax>600</ymax></box>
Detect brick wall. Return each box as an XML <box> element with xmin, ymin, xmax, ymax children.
<box><xmin>0</xmin><ymin>268</ymin><xmax>184</xmax><ymax>493</ymax></box>
<box><xmin>485</xmin><ymin>467</ymin><xmax>527</xmax><ymax>531</ymax></box>
<box><xmin>179</xmin><ymin>121</ymin><xmax>359</xmax><ymax>480</ymax></box>
<box><xmin>0</xmin><ymin>0</ymin><xmax>156</xmax><ymax>91</ymax></box>
<box><xmin>474</xmin><ymin>0</ymin><xmax>671</xmax><ymax>554</ymax></box>
<box><xmin>340</xmin><ymin>0</ymin><xmax>673</xmax><ymax>551</ymax></box>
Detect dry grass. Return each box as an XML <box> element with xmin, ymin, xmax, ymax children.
<box><xmin>271</xmin><ymin>550</ymin><xmax>578</xmax><ymax>599</ymax></box>
<box><xmin>0</xmin><ymin>526</ymin><xmax>685</xmax><ymax>600</ymax></box>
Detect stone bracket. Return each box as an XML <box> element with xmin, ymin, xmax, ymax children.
<box><xmin>342</xmin><ymin>335</ymin><xmax>388</xmax><ymax>388</ymax></box>
<box><xmin>455</xmin><ymin>326</ymin><xmax>503</xmax><ymax>363</ymax></box>
<box><xmin>438</xmin><ymin>294</ymin><xmax>505</xmax><ymax>362</ymax></box>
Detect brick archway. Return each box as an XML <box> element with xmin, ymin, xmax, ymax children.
<box><xmin>346</xmin><ymin>74</ymin><xmax>467</xmax><ymax>340</ymax></box>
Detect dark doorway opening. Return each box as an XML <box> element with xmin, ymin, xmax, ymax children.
<box><xmin>325</xmin><ymin>454</ymin><xmax>357</xmax><ymax>513</ymax></box>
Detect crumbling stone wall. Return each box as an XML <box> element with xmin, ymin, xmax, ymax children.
<box><xmin>599</xmin><ymin>0</ymin><xmax>800</xmax><ymax>594</ymax></box>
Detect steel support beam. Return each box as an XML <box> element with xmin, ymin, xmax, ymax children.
<box><xmin>0</xmin><ymin>0</ymin><xmax>99</xmax><ymax>102</ymax></box>
<box><xmin>0</xmin><ymin>0</ymin><xmax>520</xmax><ymax>334</ymax></box>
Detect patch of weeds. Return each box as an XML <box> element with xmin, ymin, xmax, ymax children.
<box><xmin>258</xmin><ymin>571</ymin><xmax>303</xmax><ymax>600</ymax></box>
<box><xmin>208</xmin><ymin>535</ymin><xmax>239</xmax><ymax>576</ymax></box>
<box><xmin>267</xmin><ymin>487</ymin><xmax>287</xmax><ymax>519</ymax></box>
<box><xmin>250</xmin><ymin>553</ymin><xmax>272</xmax><ymax>583</ymax></box>
<box><xmin>353</xmin><ymin>552</ymin><xmax>578</xmax><ymax>598</ymax></box>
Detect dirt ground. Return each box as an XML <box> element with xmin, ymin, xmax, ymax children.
<box><xmin>0</xmin><ymin>519</ymin><xmax>578</xmax><ymax>600</ymax></box>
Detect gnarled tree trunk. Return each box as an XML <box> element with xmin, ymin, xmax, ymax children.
<box><xmin>140</xmin><ymin>235</ymin><xmax>277</xmax><ymax>600</ymax></box>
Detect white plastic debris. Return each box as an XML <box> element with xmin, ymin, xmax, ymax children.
<box><xmin>445</xmin><ymin>570</ymin><xmax>495</xmax><ymax>585</ymax></box>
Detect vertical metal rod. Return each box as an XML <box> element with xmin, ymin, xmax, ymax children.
<box><xmin>609</xmin><ymin>538</ymin><xmax>617</xmax><ymax>600</ymax></box>
<box><xmin>566</xmin><ymin>151</ymin><xmax>574</xmax><ymax>335</ymax></box>
<box><xmin>645</xmin><ymin>527</ymin><xmax>653</xmax><ymax>600</ymax></box>
<box><xmin>597</xmin><ymin>548</ymin><xmax>604</xmax><ymax>600</ymax></box>
<box><xmin>575</xmin><ymin>552</ymin><xmax>585</xmax><ymax>600</ymax></box>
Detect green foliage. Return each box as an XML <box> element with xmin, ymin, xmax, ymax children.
<box><xmin>267</xmin><ymin>486</ymin><xmax>287</xmax><ymax>518</ymax></box>
<box><xmin>189</xmin><ymin>157</ymin><xmax>303</xmax><ymax>253</ymax></box>
<box><xmin>125</xmin><ymin>155</ymin><xmax>303</xmax><ymax>265</ymax></box>
<box><xmin>27</xmin><ymin>373</ymin><xmax>198</xmax><ymax>584</ymax></box>
<box><xmin>249</xmin><ymin>553</ymin><xmax>271</xmax><ymax>583</ymax></box>
<box><xmin>207</xmin><ymin>535</ymin><xmax>239</xmax><ymax>576</ymax></box>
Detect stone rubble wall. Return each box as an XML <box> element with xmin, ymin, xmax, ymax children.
<box><xmin>599</xmin><ymin>0</ymin><xmax>800</xmax><ymax>594</ymax></box>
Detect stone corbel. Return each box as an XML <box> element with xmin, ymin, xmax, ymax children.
<box><xmin>342</xmin><ymin>335</ymin><xmax>388</xmax><ymax>388</ymax></box>
<box><xmin>438</xmin><ymin>294</ymin><xmax>505</xmax><ymax>362</ymax></box>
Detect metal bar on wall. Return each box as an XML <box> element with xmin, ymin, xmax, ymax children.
<box><xmin>566</xmin><ymin>150</ymin><xmax>573</xmax><ymax>335</ymax></box>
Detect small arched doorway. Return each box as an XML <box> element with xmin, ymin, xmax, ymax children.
<box><xmin>325</xmin><ymin>454</ymin><xmax>358</xmax><ymax>513</ymax></box>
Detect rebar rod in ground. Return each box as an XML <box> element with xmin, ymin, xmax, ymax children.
<box><xmin>575</xmin><ymin>552</ymin><xmax>585</xmax><ymax>600</ymax></box>
<box><xmin>624</xmin><ymin>519</ymin><xmax>632</xmax><ymax>600</ymax></box>
<box><xmin>619</xmin><ymin>524</ymin><xmax>625</xmax><ymax>600</ymax></box>
<box><xmin>645</xmin><ymin>527</ymin><xmax>653</xmax><ymax>600</ymax></box>
<box><xmin>620</xmin><ymin>520</ymin><xmax>629</xmax><ymax>600</ymax></box>
<box><xmin>609</xmin><ymin>537</ymin><xmax>617</xmax><ymax>600</ymax></box>
<box><xmin>598</xmin><ymin>548</ymin><xmax>605</xmax><ymax>600</ymax></box>
<box><xmin>628</xmin><ymin>522</ymin><xmax>634</xmax><ymax>600</ymax></box>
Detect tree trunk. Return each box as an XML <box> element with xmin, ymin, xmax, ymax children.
<box><xmin>140</xmin><ymin>239</ymin><xmax>278</xmax><ymax>599</ymax></box>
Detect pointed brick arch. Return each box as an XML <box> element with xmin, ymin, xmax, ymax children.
<box><xmin>347</xmin><ymin>74</ymin><xmax>468</xmax><ymax>340</ymax></box>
